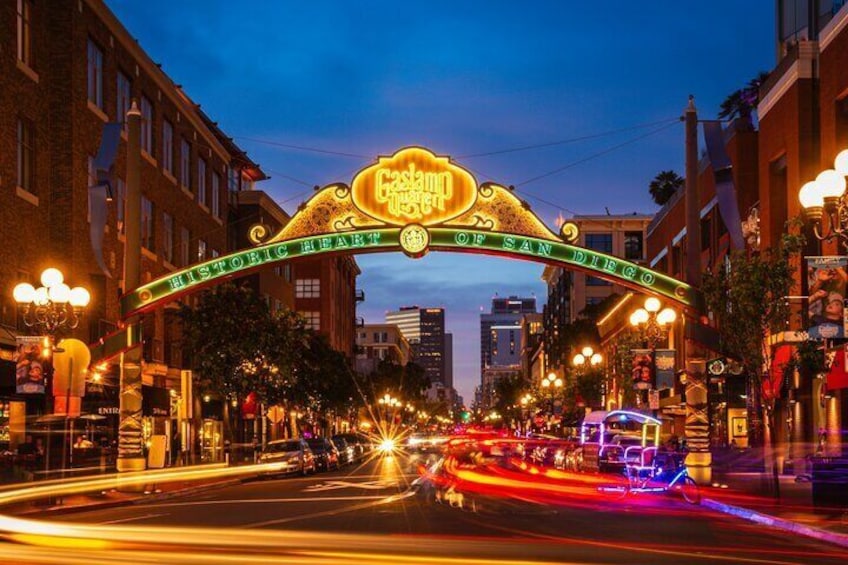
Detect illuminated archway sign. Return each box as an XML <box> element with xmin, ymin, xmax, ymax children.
<box><xmin>120</xmin><ymin>147</ymin><xmax>702</xmax><ymax>319</ymax></box>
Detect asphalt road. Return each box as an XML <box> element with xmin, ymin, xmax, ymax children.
<box><xmin>44</xmin><ymin>452</ymin><xmax>847</xmax><ymax>564</ymax></box>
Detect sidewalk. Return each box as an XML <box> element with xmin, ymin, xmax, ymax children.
<box><xmin>703</xmin><ymin>472</ymin><xmax>848</xmax><ymax>548</ymax></box>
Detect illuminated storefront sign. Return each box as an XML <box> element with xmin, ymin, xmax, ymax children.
<box><xmin>119</xmin><ymin>146</ymin><xmax>702</xmax><ymax>320</ymax></box>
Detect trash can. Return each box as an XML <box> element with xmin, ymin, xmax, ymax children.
<box><xmin>810</xmin><ymin>457</ymin><xmax>848</xmax><ymax>508</ymax></box>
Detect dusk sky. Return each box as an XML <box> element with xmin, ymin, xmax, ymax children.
<box><xmin>110</xmin><ymin>1</ymin><xmax>774</xmax><ymax>403</ymax></box>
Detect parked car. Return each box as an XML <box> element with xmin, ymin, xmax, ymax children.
<box><xmin>332</xmin><ymin>436</ymin><xmax>356</xmax><ymax>465</ymax></box>
<box><xmin>333</xmin><ymin>433</ymin><xmax>369</xmax><ymax>461</ymax></box>
<box><xmin>258</xmin><ymin>439</ymin><xmax>315</xmax><ymax>476</ymax></box>
<box><xmin>306</xmin><ymin>438</ymin><xmax>340</xmax><ymax>471</ymax></box>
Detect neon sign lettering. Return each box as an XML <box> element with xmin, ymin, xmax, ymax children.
<box><xmin>375</xmin><ymin>163</ymin><xmax>453</xmax><ymax>220</ymax></box>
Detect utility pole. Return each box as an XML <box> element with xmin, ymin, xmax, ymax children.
<box><xmin>117</xmin><ymin>101</ymin><xmax>146</xmax><ymax>472</ymax></box>
<box><xmin>682</xmin><ymin>96</ymin><xmax>711</xmax><ymax>485</ymax></box>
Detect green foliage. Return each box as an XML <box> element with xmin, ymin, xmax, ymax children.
<box><xmin>717</xmin><ymin>71</ymin><xmax>770</xmax><ymax>121</ymax></box>
<box><xmin>361</xmin><ymin>360</ymin><xmax>429</xmax><ymax>404</ymax></box>
<box><xmin>493</xmin><ymin>372</ymin><xmax>529</xmax><ymax>426</ymax></box>
<box><xmin>648</xmin><ymin>170</ymin><xmax>684</xmax><ymax>206</ymax></box>
<box><xmin>295</xmin><ymin>332</ymin><xmax>358</xmax><ymax>412</ymax></box>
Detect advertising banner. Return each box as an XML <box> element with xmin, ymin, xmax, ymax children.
<box><xmin>14</xmin><ymin>336</ymin><xmax>49</xmax><ymax>394</ymax></box>
<box><xmin>654</xmin><ymin>349</ymin><xmax>676</xmax><ymax>390</ymax></box>
<box><xmin>631</xmin><ymin>349</ymin><xmax>653</xmax><ymax>390</ymax></box>
<box><xmin>807</xmin><ymin>256</ymin><xmax>848</xmax><ymax>339</ymax></box>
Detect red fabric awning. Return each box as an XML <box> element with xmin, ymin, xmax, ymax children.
<box><xmin>826</xmin><ymin>346</ymin><xmax>848</xmax><ymax>391</ymax></box>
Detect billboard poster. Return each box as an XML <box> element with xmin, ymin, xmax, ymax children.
<box><xmin>807</xmin><ymin>256</ymin><xmax>848</xmax><ymax>339</ymax></box>
<box><xmin>631</xmin><ymin>349</ymin><xmax>653</xmax><ymax>390</ymax></box>
<box><xmin>14</xmin><ymin>336</ymin><xmax>49</xmax><ymax>394</ymax></box>
<box><xmin>654</xmin><ymin>349</ymin><xmax>676</xmax><ymax>390</ymax></box>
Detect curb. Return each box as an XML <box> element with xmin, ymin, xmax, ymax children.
<box><xmin>19</xmin><ymin>477</ymin><xmax>245</xmax><ymax>517</ymax></box>
<box><xmin>701</xmin><ymin>498</ymin><xmax>848</xmax><ymax>549</ymax></box>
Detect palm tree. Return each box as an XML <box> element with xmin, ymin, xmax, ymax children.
<box><xmin>648</xmin><ymin>170</ymin><xmax>684</xmax><ymax>206</ymax></box>
<box><xmin>718</xmin><ymin>71</ymin><xmax>770</xmax><ymax>121</ymax></box>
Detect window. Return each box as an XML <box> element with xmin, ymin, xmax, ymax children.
<box><xmin>624</xmin><ymin>232</ymin><xmax>643</xmax><ymax>260</ymax></box>
<box><xmin>211</xmin><ymin>172</ymin><xmax>221</xmax><ymax>217</ymax></box>
<box><xmin>211</xmin><ymin>249</ymin><xmax>219</xmax><ymax>259</ymax></box>
<box><xmin>228</xmin><ymin>167</ymin><xmax>239</xmax><ymax>192</ymax></box>
<box><xmin>116</xmin><ymin>72</ymin><xmax>131</xmax><ymax>128</ymax></box>
<box><xmin>17</xmin><ymin>118</ymin><xmax>34</xmax><ymax>193</ymax></box>
<box><xmin>162</xmin><ymin>120</ymin><xmax>174</xmax><ymax>175</ymax></box>
<box><xmin>116</xmin><ymin>178</ymin><xmax>125</xmax><ymax>230</ymax></box>
<box><xmin>197</xmin><ymin>239</ymin><xmax>207</xmax><ymax>261</ymax></box>
<box><xmin>140</xmin><ymin>95</ymin><xmax>153</xmax><ymax>155</ymax></box>
<box><xmin>586</xmin><ymin>276</ymin><xmax>611</xmax><ymax>286</ymax></box>
<box><xmin>162</xmin><ymin>213</ymin><xmax>173</xmax><ymax>263</ymax></box>
<box><xmin>141</xmin><ymin>196</ymin><xmax>154</xmax><ymax>251</ymax></box>
<box><xmin>373</xmin><ymin>332</ymin><xmax>380</xmax><ymax>342</ymax></box>
<box><xmin>180</xmin><ymin>139</ymin><xmax>191</xmax><ymax>188</ymax></box>
<box><xmin>295</xmin><ymin>279</ymin><xmax>320</xmax><ymax>298</ymax></box>
<box><xmin>87</xmin><ymin>39</ymin><xmax>103</xmax><ymax>109</ymax></box>
<box><xmin>17</xmin><ymin>0</ymin><xmax>32</xmax><ymax>66</ymax></box>
<box><xmin>382</xmin><ymin>332</ymin><xmax>388</xmax><ymax>342</ymax></box>
<box><xmin>302</xmin><ymin>311</ymin><xmax>320</xmax><ymax>330</ymax></box>
<box><xmin>701</xmin><ymin>215</ymin><xmax>712</xmax><ymax>251</ymax></box>
<box><xmin>585</xmin><ymin>233</ymin><xmax>612</xmax><ymax>253</ymax></box>
<box><xmin>179</xmin><ymin>227</ymin><xmax>190</xmax><ymax>267</ymax></box>
<box><xmin>197</xmin><ymin>159</ymin><xmax>207</xmax><ymax>207</ymax></box>
<box><xmin>284</xmin><ymin>264</ymin><xmax>291</xmax><ymax>282</ymax></box>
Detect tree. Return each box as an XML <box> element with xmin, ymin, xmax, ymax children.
<box><xmin>493</xmin><ymin>372</ymin><xmax>528</xmax><ymax>429</ymax></box>
<box><xmin>701</xmin><ymin>230</ymin><xmax>803</xmax><ymax>448</ymax></box>
<box><xmin>648</xmin><ymin>170</ymin><xmax>684</xmax><ymax>206</ymax></box>
<box><xmin>718</xmin><ymin>71</ymin><xmax>770</xmax><ymax>121</ymax></box>
<box><xmin>179</xmin><ymin>284</ymin><xmax>307</xmax><ymax>407</ymax></box>
<box><xmin>362</xmin><ymin>360</ymin><xmax>429</xmax><ymax>404</ymax></box>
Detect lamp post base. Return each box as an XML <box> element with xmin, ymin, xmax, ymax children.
<box><xmin>116</xmin><ymin>457</ymin><xmax>146</xmax><ymax>473</ymax></box>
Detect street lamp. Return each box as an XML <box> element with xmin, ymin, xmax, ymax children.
<box><xmin>629</xmin><ymin>297</ymin><xmax>677</xmax><ymax>348</ymax></box>
<box><xmin>798</xmin><ymin>149</ymin><xmax>848</xmax><ymax>247</ymax></box>
<box><xmin>572</xmin><ymin>346</ymin><xmax>603</xmax><ymax>369</ymax></box>
<box><xmin>14</xmin><ymin>268</ymin><xmax>91</xmax><ymax>335</ymax></box>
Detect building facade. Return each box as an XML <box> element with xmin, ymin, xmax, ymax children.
<box><xmin>355</xmin><ymin>323</ymin><xmax>411</xmax><ymax>375</ymax></box>
<box><xmin>385</xmin><ymin>306</ymin><xmax>448</xmax><ymax>388</ymax></box>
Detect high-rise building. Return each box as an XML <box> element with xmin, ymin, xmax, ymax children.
<box><xmin>479</xmin><ymin>296</ymin><xmax>536</xmax><ymax>408</ymax></box>
<box><xmin>386</xmin><ymin>307</ymin><xmax>447</xmax><ymax>387</ymax></box>
<box><xmin>444</xmin><ymin>332</ymin><xmax>454</xmax><ymax>390</ymax></box>
<box><xmin>479</xmin><ymin>296</ymin><xmax>537</xmax><ymax>371</ymax></box>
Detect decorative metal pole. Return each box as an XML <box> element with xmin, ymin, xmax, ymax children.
<box><xmin>683</xmin><ymin>96</ymin><xmax>711</xmax><ymax>484</ymax></box>
<box><xmin>117</xmin><ymin>101</ymin><xmax>145</xmax><ymax>472</ymax></box>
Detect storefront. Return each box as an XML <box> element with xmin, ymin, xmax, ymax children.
<box><xmin>142</xmin><ymin>385</ymin><xmax>171</xmax><ymax>468</ymax></box>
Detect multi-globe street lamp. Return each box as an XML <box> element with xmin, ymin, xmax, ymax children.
<box><xmin>572</xmin><ymin>346</ymin><xmax>603</xmax><ymax>409</ymax></box>
<box><xmin>378</xmin><ymin>393</ymin><xmax>400</xmax><ymax>423</ymax></box>
<box><xmin>629</xmin><ymin>297</ymin><xmax>677</xmax><ymax>348</ymax></box>
<box><xmin>13</xmin><ymin>268</ymin><xmax>91</xmax><ymax>335</ymax></box>
<box><xmin>797</xmin><ymin>149</ymin><xmax>848</xmax><ymax>247</ymax></box>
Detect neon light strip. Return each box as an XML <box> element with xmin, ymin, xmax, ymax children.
<box><xmin>121</xmin><ymin>227</ymin><xmax>702</xmax><ymax>319</ymax></box>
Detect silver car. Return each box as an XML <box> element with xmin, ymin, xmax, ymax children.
<box><xmin>259</xmin><ymin>439</ymin><xmax>316</xmax><ymax>476</ymax></box>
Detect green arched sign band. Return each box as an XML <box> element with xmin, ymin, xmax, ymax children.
<box><xmin>120</xmin><ymin>227</ymin><xmax>702</xmax><ymax>319</ymax></box>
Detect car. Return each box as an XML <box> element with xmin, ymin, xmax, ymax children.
<box><xmin>258</xmin><ymin>439</ymin><xmax>316</xmax><ymax>476</ymax></box>
<box><xmin>406</xmin><ymin>433</ymin><xmax>448</xmax><ymax>453</ymax></box>
<box><xmin>333</xmin><ymin>433</ymin><xmax>369</xmax><ymax>460</ymax></box>
<box><xmin>331</xmin><ymin>436</ymin><xmax>356</xmax><ymax>465</ymax></box>
<box><xmin>305</xmin><ymin>438</ymin><xmax>340</xmax><ymax>471</ymax></box>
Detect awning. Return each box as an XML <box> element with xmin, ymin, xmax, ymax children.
<box><xmin>826</xmin><ymin>346</ymin><xmax>848</xmax><ymax>391</ymax></box>
<box><xmin>765</xmin><ymin>344</ymin><xmax>794</xmax><ymax>401</ymax></box>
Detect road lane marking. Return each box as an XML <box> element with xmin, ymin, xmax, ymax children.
<box><xmin>120</xmin><ymin>495</ymin><xmax>393</xmax><ymax>511</ymax></box>
<box><xmin>98</xmin><ymin>513</ymin><xmax>169</xmax><ymax>525</ymax></box>
<box><xmin>303</xmin><ymin>480</ymin><xmax>399</xmax><ymax>492</ymax></box>
<box><xmin>243</xmin><ymin>490</ymin><xmax>417</xmax><ymax>528</ymax></box>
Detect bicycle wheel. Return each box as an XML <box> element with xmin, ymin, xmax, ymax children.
<box><xmin>678</xmin><ymin>476</ymin><xmax>700</xmax><ymax>504</ymax></box>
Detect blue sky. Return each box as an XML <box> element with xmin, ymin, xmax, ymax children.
<box><xmin>109</xmin><ymin>0</ymin><xmax>774</xmax><ymax>403</ymax></box>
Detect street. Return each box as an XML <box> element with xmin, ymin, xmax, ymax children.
<box><xmin>19</xmin><ymin>454</ymin><xmax>842</xmax><ymax>564</ymax></box>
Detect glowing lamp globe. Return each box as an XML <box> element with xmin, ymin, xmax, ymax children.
<box><xmin>69</xmin><ymin>287</ymin><xmax>91</xmax><ymax>308</ymax></box>
<box><xmin>48</xmin><ymin>283</ymin><xmax>71</xmax><ymax>304</ymax></box>
<box><xmin>13</xmin><ymin>282</ymin><xmax>35</xmax><ymax>304</ymax></box>
<box><xmin>644</xmin><ymin>297</ymin><xmax>662</xmax><ymax>313</ymax></box>
<box><xmin>798</xmin><ymin>181</ymin><xmax>824</xmax><ymax>210</ymax></box>
<box><xmin>573</xmin><ymin>353</ymin><xmax>586</xmax><ymax>366</ymax></box>
<box><xmin>40</xmin><ymin>268</ymin><xmax>64</xmax><ymax>288</ymax></box>
<box><xmin>817</xmin><ymin>169</ymin><xmax>846</xmax><ymax>200</ymax></box>
<box><xmin>554</xmin><ymin>378</ymin><xmax>563</xmax><ymax>388</ymax></box>
<box><xmin>33</xmin><ymin>287</ymin><xmax>50</xmax><ymax>306</ymax></box>
<box><xmin>581</xmin><ymin>346</ymin><xmax>593</xmax><ymax>357</ymax></box>
<box><xmin>657</xmin><ymin>308</ymin><xmax>677</xmax><ymax>326</ymax></box>
<box><xmin>590</xmin><ymin>353</ymin><xmax>603</xmax><ymax>366</ymax></box>
<box><xmin>836</xmin><ymin>149</ymin><xmax>848</xmax><ymax>176</ymax></box>
<box><xmin>630</xmin><ymin>308</ymin><xmax>649</xmax><ymax>326</ymax></box>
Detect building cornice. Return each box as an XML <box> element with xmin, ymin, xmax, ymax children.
<box><xmin>758</xmin><ymin>42</ymin><xmax>818</xmax><ymax>120</ymax></box>
<box><xmin>85</xmin><ymin>0</ymin><xmax>232</xmax><ymax>163</ymax></box>
<box><xmin>820</xmin><ymin>3</ymin><xmax>848</xmax><ymax>51</ymax></box>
